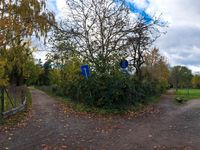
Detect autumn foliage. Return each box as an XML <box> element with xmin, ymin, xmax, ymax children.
<box><xmin>0</xmin><ymin>0</ymin><xmax>55</xmax><ymax>86</ymax></box>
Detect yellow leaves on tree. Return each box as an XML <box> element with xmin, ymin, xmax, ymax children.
<box><xmin>0</xmin><ymin>0</ymin><xmax>55</xmax><ymax>47</ymax></box>
<box><xmin>192</xmin><ymin>75</ymin><xmax>200</xmax><ymax>88</ymax></box>
<box><xmin>0</xmin><ymin>59</ymin><xmax>8</xmax><ymax>86</ymax></box>
<box><xmin>4</xmin><ymin>39</ymin><xmax>36</xmax><ymax>85</ymax></box>
<box><xmin>143</xmin><ymin>48</ymin><xmax>169</xmax><ymax>83</ymax></box>
<box><xmin>0</xmin><ymin>0</ymin><xmax>56</xmax><ymax>85</ymax></box>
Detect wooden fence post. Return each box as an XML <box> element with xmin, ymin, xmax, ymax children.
<box><xmin>1</xmin><ymin>87</ymin><xmax>4</xmax><ymax>113</ymax></box>
<box><xmin>21</xmin><ymin>90</ymin><xmax>24</xmax><ymax>104</ymax></box>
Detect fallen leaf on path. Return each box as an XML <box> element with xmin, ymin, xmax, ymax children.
<box><xmin>62</xmin><ymin>138</ymin><xmax>65</xmax><ymax>141</ymax></box>
<box><xmin>148</xmin><ymin>134</ymin><xmax>153</xmax><ymax>138</ymax></box>
<box><xmin>41</xmin><ymin>144</ymin><xmax>50</xmax><ymax>150</ymax></box>
<box><xmin>61</xmin><ymin>145</ymin><xmax>67</xmax><ymax>149</ymax></box>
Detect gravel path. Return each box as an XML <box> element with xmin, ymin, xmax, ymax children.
<box><xmin>0</xmin><ymin>89</ymin><xmax>200</xmax><ymax>150</ymax></box>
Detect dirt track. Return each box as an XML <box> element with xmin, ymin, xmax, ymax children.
<box><xmin>0</xmin><ymin>89</ymin><xmax>200</xmax><ymax>150</ymax></box>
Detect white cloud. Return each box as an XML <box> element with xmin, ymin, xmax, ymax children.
<box><xmin>55</xmin><ymin>0</ymin><xmax>69</xmax><ymax>19</ymax></box>
<box><xmin>129</xmin><ymin>0</ymin><xmax>150</xmax><ymax>9</ymax></box>
<box><xmin>148</xmin><ymin>0</ymin><xmax>200</xmax><ymax>72</ymax></box>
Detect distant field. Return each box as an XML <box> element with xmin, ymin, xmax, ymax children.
<box><xmin>176</xmin><ymin>89</ymin><xmax>200</xmax><ymax>100</ymax></box>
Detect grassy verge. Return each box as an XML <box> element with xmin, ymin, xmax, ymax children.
<box><xmin>175</xmin><ymin>89</ymin><xmax>200</xmax><ymax>104</ymax></box>
<box><xmin>36</xmin><ymin>86</ymin><xmax>161</xmax><ymax>115</ymax></box>
<box><xmin>0</xmin><ymin>88</ymin><xmax>32</xmax><ymax>126</ymax></box>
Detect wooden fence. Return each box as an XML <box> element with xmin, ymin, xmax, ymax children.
<box><xmin>0</xmin><ymin>86</ymin><xmax>28</xmax><ymax>118</ymax></box>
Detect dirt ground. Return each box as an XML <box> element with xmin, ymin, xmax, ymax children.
<box><xmin>0</xmin><ymin>89</ymin><xmax>200</xmax><ymax>150</ymax></box>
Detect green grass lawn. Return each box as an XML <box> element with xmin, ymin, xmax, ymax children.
<box><xmin>176</xmin><ymin>89</ymin><xmax>200</xmax><ymax>101</ymax></box>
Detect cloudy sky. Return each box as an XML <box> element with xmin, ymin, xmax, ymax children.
<box><xmin>43</xmin><ymin>0</ymin><xmax>200</xmax><ymax>73</ymax></box>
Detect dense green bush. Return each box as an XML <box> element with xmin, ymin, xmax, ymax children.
<box><xmin>60</xmin><ymin>72</ymin><xmax>165</xmax><ymax>109</ymax></box>
<box><xmin>39</xmin><ymin>63</ymin><xmax>167</xmax><ymax>110</ymax></box>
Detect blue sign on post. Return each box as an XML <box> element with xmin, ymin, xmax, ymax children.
<box><xmin>81</xmin><ymin>65</ymin><xmax>90</xmax><ymax>79</ymax></box>
<box><xmin>120</xmin><ymin>60</ymin><xmax>129</xmax><ymax>69</ymax></box>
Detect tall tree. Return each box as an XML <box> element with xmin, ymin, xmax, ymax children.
<box><xmin>143</xmin><ymin>47</ymin><xmax>169</xmax><ymax>84</ymax></box>
<box><xmin>0</xmin><ymin>0</ymin><xmax>55</xmax><ymax>48</ymax></box>
<box><xmin>55</xmin><ymin>0</ymin><xmax>139</xmax><ymax>74</ymax></box>
<box><xmin>0</xmin><ymin>0</ymin><xmax>55</xmax><ymax>85</ymax></box>
<box><xmin>126</xmin><ymin>22</ymin><xmax>161</xmax><ymax>77</ymax></box>
<box><xmin>48</xmin><ymin>29</ymin><xmax>77</xmax><ymax>67</ymax></box>
<box><xmin>192</xmin><ymin>74</ymin><xmax>200</xmax><ymax>88</ymax></box>
<box><xmin>169</xmin><ymin>66</ymin><xmax>193</xmax><ymax>90</ymax></box>
<box><xmin>52</xmin><ymin>0</ymin><xmax>163</xmax><ymax>76</ymax></box>
<box><xmin>0</xmin><ymin>58</ymin><xmax>7</xmax><ymax>86</ymax></box>
<box><xmin>3</xmin><ymin>40</ymin><xmax>36</xmax><ymax>85</ymax></box>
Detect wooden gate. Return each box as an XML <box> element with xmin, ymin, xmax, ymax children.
<box><xmin>0</xmin><ymin>86</ymin><xmax>28</xmax><ymax>118</ymax></box>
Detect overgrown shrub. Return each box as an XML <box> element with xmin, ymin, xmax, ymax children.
<box><xmin>42</xmin><ymin>63</ymin><xmax>167</xmax><ymax>110</ymax></box>
<box><xmin>62</xmin><ymin>72</ymin><xmax>165</xmax><ymax>109</ymax></box>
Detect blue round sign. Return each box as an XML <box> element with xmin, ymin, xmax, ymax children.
<box><xmin>120</xmin><ymin>60</ymin><xmax>128</xmax><ymax>69</ymax></box>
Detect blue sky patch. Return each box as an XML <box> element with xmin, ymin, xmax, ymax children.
<box><xmin>115</xmin><ymin>0</ymin><xmax>154</xmax><ymax>24</ymax></box>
